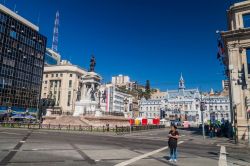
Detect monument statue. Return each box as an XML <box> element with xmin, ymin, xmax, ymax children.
<box><xmin>89</xmin><ymin>55</ymin><xmax>96</xmax><ymax>72</ymax></box>
<box><xmin>102</xmin><ymin>90</ymin><xmax>106</xmax><ymax>103</ymax></box>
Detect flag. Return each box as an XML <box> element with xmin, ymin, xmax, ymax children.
<box><xmin>217</xmin><ymin>39</ymin><xmax>225</xmax><ymax>59</ymax></box>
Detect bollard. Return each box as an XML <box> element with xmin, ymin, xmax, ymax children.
<box><xmin>115</xmin><ymin>125</ymin><xmax>117</xmax><ymax>133</ymax></box>
<box><xmin>49</xmin><ymin>124</ymin><xmax>50</xmax><ymax>130</ymax></box>
<box><xmin>103</xmin><ymin>125</ymin><xmax>105</xmax><ymax>132</ymax></box>
<box><xmin>90</xmin><ymin>125</ymin><xmax>93</xmax><ymax>132</ymax></box>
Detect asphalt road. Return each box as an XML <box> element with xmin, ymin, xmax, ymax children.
<box><xmin>0</xmin><ymin>127</ymin><xmax>249</xmax><ymax>166</ymax></box>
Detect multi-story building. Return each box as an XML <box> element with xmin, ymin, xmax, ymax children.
<box><xmin>103</xmin><ymin>84</ymin><xmax>133</xmax><ymax>116</ymax></box>
<box><xmin>139</xmin><ymin>98</ymin><xmax>162</xmax><ymax>119</ymax></box>
<box><xmin>151</xmin><ymin>89</ymin><xmax>167</xmax><ymax>100</ymax></box>
<box><xmin>0</xmin><ymin>4</ymin><xmax>46</xmax><ymax>114</ymax></box>
<box><xmin>112</xmin><ymin>75</ymin><xmax>130</xmax><ymax>86</ymax></box>
<box><xmin>203</xmin><ymin>92</ymin><xmax>231</xmax><ymax>123</ymax></box>
<box><xmin>164</xmin><ymin>75</ymin><xmax>201</xmax><ymax>123</ymax></box>
<box><xmin>41</xmin><ymin>60</ymin><xmax>87</xmax><ymax>115</ymax></box>
<box><xmin>44</xmin><ymin>48</ymin><xmax>61</xmax><ymax>65</ymax></box>
<box><xmin>111</xmin><ymin>74</ymin><xmax>138</xmax><ymax>91</ymax></box>
<box><xmin>221</xmin><ymin>1</ymin><xmax>250</xmax><ymax>142</ymax></box>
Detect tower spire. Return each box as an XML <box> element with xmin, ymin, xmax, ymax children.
<box><xmin>52</xmin><ymin>11</ymin><xmax>59</xmax><ymax>52</ymax></box>
<box><xmin>179</xmin><ymin>73</ymin><xmax>185</xmax><ymax>90</ymax></box>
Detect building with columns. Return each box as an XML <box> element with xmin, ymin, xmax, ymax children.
<box><xmin>164</xmin><ymin>74</ymin><xmax>201</xmax><ymax>123</ymax></box>
<box><xmin>41</xmin><ymin>60</ymin><xmax>87</xmax><ymax>115</ymax></box>
<box><xmin>221</xmin><ymin>1</ymin><xmax>250</xmax><ymax>142</ymax></box>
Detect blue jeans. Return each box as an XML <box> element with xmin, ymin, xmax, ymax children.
<box><xmin>209</xmin><ymin>131</ymin><xmax>214</xmax><ymax>138</ymax></box>
<box><xmin>170</xmin><ymin>147</ymin><xmax>177</xmax><ymax>160</ymax></box>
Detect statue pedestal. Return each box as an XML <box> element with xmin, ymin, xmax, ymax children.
<box><xmin>95</xmin><ymin>109</ymin><xmax>102</xmax><ymax>117</ymax></box>
<box><xmin>45</xmin><ymin>109</ymin><xmax>52</xmax><ymax>116</ymax></box>
<box><xmin>124</xmin><ymin>112</ymin><xmax>129</xmax><ymax>118</ymax></box>
<box><xmin>73</xmin><ymin>99</ymin><xmax>99</xmax><ymax>116</ymax></box>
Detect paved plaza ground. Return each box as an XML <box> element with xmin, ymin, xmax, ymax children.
<box><xmin>0</xmin><ymin>127</ymin><xmax>249</xmax><ymax>166</ymax></box>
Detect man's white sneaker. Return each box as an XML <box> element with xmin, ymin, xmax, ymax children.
<box><xmin>169</xmin><ymin>159</ymin><xmax>173</xmax><ymax>162</ymax></box>
<box><xmin>174</xmin><ymin>159</ymin><xmax>177</xmax><ymax>162</ymax></box>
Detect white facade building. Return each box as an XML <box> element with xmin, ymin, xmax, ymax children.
<box><xmin>165</xmin><ymin>75</ymin><xmax>201</xmax><ymax>123</ymax></box>
<box><xmin>203</xmin><ymin>95</ymin><xmax>231</xmax><ymax>123</ymax></box>
<box><xmin>139</xmin><ymin>74</ymin><xmax>231</xmax><ymax>124</ymax></box>
<box><xmin>139</xmin><ymin>98</ymin><xmax>162</xmax><ymax>119</ymax></box>
<box><xmin>103</xmin><ymin>84</ymin><xmax>133</xmax><ymax>117</ymax></box>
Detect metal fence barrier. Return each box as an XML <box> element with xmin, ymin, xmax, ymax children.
<box><xmin>0</xmin><ymin>122</ymin><xmax>165</xmax><ymax>134</ymax></box>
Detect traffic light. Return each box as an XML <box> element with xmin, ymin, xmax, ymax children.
<box><xmin>200</xmin><ymin>102</ymin><xmax>205</xmax><ymax>111</ymax></box>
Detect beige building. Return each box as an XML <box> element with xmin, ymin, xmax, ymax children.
<box><xmin>41</xmin><ymin>60</ymin><xmax>87</xmax><ymax>115</ymax></box>
<box><xmin>112</xmin><ymin>75</ymin><xmax>130</xmax><ymax>85</ymax></box>
<box><xmin>111</xmin><ymin>74</ymin><xmax>138</xmax><ymax>90</ymax></box>
<box><xmin>221</xmin><ymin>1</ymin><xmax>250</xmax><ymax>142</ymax></box>
<box><xmin>151</xmin><ymin>89</ymin><xmax>167</xmax><ymax>100</ymax></box>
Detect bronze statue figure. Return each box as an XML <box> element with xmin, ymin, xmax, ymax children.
<box><xmin>102</xmin><ymin>90</ymin><xmax>106</xmax><ymax>103</ymax></box>
<box><xmin>89</xmin><ymin>55</ymin><xmax>96</xmax><ymax>72</ymax></box>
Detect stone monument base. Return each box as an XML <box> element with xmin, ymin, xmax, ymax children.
<box><xmin>95</xmin><ymin>109</ymin><xmax>102</xmax><ymax>117</ymax></box>
<box><xmin>73</xmin><ymin>99</ymin><xmax>99</xmax><ymax>116</ymax></box>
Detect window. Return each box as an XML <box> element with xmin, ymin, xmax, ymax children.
<box><xmin>70</xmin><ymin>74</ymin><xmax>72</xmax><ymax>77</ymax></box>
<box><xmin>67</xmin><ymin>91</ymin><xmax>71</xmax><ymax>106</ymax></box>
<box><xmin>60</xmin><ymin>73</ymin><xmax>63</xmax><ymax>77</ymax></box>
<box><xmin>220</xmin><ymin>106</ymin><xmax>223</xmax><ymax>110</ymax></box>
<box><xmin>247</xmin><ymin>48</ymin><xmax>250</xmax><ymax>74</ymax></box>
<box><xmin>51</xmin><ymin>74</ymin><xmax>54</xmax><ymax>77</ymax></box>
<box><xmin>243</xmin><ymin>14</ymin><xmax>250</xmax><ymax>28</ymax></box>
<box><xmin>215</xmin><ymin>106</ymin><xmax>218</xmax><ymax>110</ymax></box>
<box><xmin>56</xmin><ymin>74</ymin><xmax>58</xmax><ymax>77</ymax></box>
<box><xmin>45</xmin><ymin>81</ymin><xmax>47</xmax><ymax>84</ymax></box>
<box><xmin>10</xmin><ymin>30</ymin><xmax>17</xmax><ymax>39</ymax></box>
<box><xmin>46</xmin><ymin>74</ymin><xmax>48</xmax><ymax>78</ymax></box>
<box><xmin>225</xmin><ymin>106</ymin><xmax>228</xmax><ymax>110</ymax></box>
<box><xmin>69</xmin><ymin>80</ymin><xmax>72</xmax><ymax>88</ymax></box>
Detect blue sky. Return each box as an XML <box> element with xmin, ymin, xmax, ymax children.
<box><xmin>1</xmin><ymin>0</ymin><xmax>237</xmax><ymax>91</ymax></box>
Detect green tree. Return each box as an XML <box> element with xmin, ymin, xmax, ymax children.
<box><xmin>144</xmin><ymin>80</ymin><xmax>151</xmax><ymax>100</ymax></box>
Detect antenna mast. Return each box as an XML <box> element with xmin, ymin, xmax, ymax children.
<box><xmin>52</xmin><ymin>11</ymin><xmax>59</xmax><ymax>52</ymax></box>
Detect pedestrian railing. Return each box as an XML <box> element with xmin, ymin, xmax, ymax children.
<box><xmin>0</xmin><ymin>122</ymin><xmax>165</xmax><ymax>134</ymax></box>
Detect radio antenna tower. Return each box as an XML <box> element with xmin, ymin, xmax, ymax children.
<box><xmin>52</xmin><ymin>11</ymin><xmax>59</xmax><ymax>52</ymax></box>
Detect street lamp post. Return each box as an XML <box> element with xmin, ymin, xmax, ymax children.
<box><xmin>124</xmin><ymin>98</ymin><xmax>129</xmax><ymax>118</ymax></box>
<box><xmin>200</xmin><ymin>92</ymin><xmax>206</xmax><ymax>140</ymax></box>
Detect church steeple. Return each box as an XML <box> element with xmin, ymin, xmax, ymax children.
<box><xmin>179</xmin><ymin>73</ymin><xmax>185</xmax><ymax>90</ymax></box>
